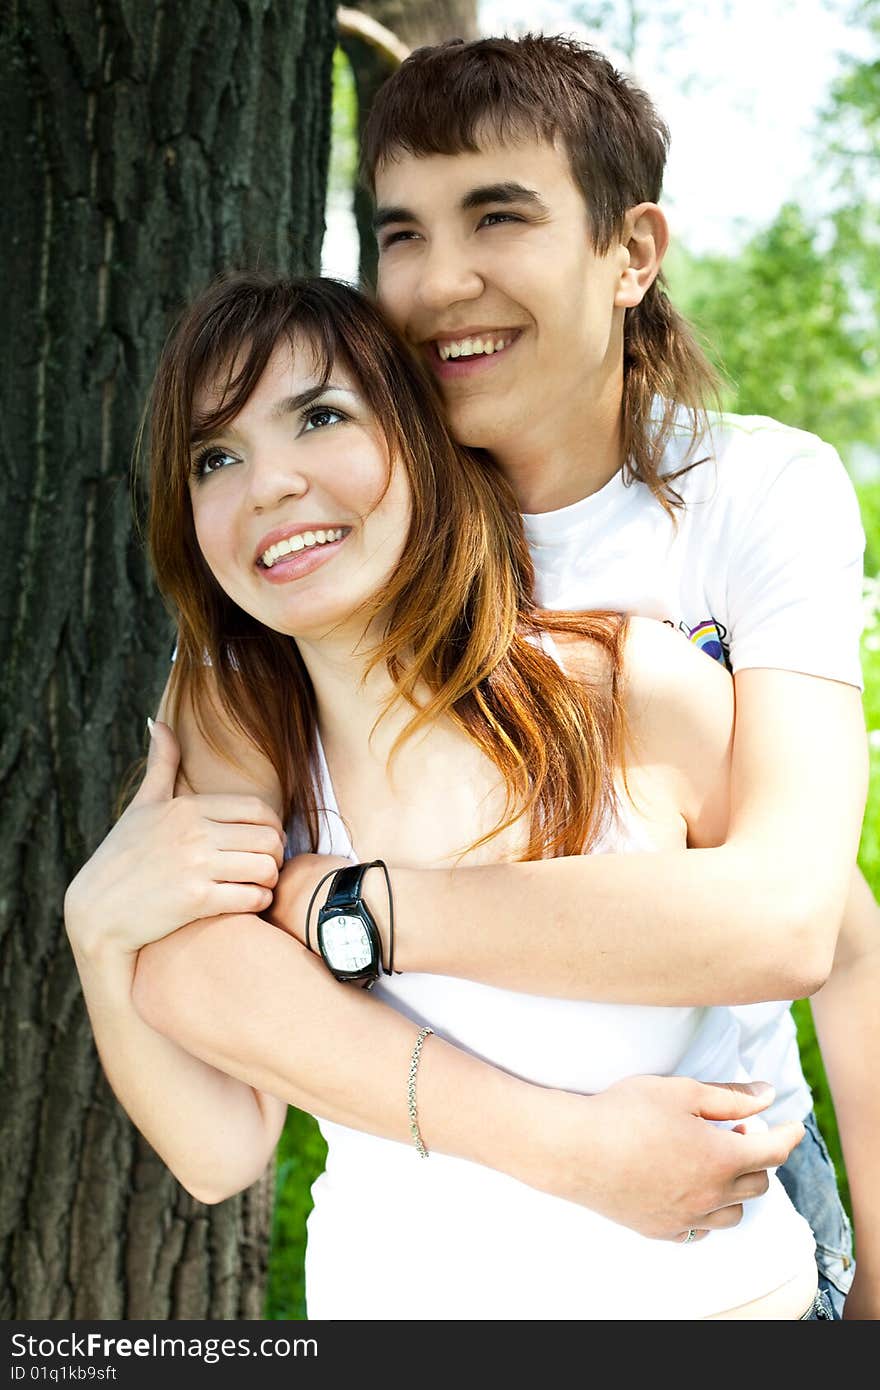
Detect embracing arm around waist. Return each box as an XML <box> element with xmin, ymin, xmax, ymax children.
<box><xmin>130</xmin><ymin>666</ymin><xmax>802</xmax><ymax>1225</ymax></box>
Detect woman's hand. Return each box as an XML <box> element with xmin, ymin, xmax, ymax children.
<box><xmin>64</xmin><ymin>720</ymin><xmax>286</xmax><ymax>961</ymax></box>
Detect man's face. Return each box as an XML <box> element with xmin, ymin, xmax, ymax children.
<box><xmin>374</xmin><ymin>135</ymin><xmax>630</xmax><ymax>464</ymax></box>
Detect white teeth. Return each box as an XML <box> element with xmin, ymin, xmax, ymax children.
<box><xmin>438</xmin><ymin>335</ymin><xmax>510</xmax><ymax>361</ymax></box>
<box><xmin>260</xmin><ymin>528</ymin><xmax>345</xmax><ymax>567</ymax></box>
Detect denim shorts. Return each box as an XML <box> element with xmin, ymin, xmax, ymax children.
<box><xmin>799</xmin><ymin>1288</ymin><xmax>835</xmax><ymax>1320</ymax></box>
<box><xmin>775</xmin><ymin>1109</ymin><xmax>854</xmax><ymax>1320</ymax></box>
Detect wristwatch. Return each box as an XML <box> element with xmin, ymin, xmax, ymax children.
<box><xmin>314</xmin><ymin>862</ymin><xmax>387</xmax><ymax>987</ymax></box>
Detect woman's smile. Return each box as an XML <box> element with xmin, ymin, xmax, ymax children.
<box><xmin>188</xmin><ymin>339</ymin><xmax>409</xmax><ymax>638</ymax></box>
<box><xmin>255</xmin><ymin>525</ymin><xmax>351</xmax><ymax>585</ymax></box>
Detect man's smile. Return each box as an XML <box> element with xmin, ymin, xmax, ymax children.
<box><xmin>426</xmin><ymin>328</ymin><xmax>523</xmax><ymax>378</ymax></box>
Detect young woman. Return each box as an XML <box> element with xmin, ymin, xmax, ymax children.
<box><xmin>65</xmin><ymin>273</ymin><xmax>824</xmax><ymax>1319</ymax></box>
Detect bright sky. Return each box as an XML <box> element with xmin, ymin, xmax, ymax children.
<box><xmin>477</xmin><ymin>0</ymin><xmax>872</xmax><ymax>254</ymax></box>
<box><xmin>321</xmin><ymin>0</ymin><xmax>871</xmax><ymax>276</ymax></box>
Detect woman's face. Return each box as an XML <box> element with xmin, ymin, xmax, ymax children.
<box><xmin>188</xmin><ymin>336</ymin><xmax>411</xmax><ymax>643</ymax></box>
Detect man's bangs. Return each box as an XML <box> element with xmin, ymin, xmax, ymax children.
<box><xmin>365</xmin><ymin>100</ymin><xmax>556</xmax><ymax>187</ymax></box>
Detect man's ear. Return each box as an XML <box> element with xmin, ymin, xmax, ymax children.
<box><xmin>613</xmin><ymin>203</ymin><xmax>669</xmax><ymax>309</ymax></box>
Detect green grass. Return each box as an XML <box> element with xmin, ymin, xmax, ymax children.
<box><xmin>264</xmin><ymin>1109</ymin><xmax>326</xmax><ymax>1321</ymax></box>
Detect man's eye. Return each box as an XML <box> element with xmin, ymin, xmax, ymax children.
<box><xmin>302</xmin><ymin>406</ymin><xmax>346</xmax><ymax>431</ymax></box>
<box><xmin>191</xmin><ymin>447</ymin><xmax>237</xmax><ymax>479</ymax></box>
<box><xmin>480</xmin><ymin>212</ymin><xmax>521</xmax><ymax>228</ymax></box>
<box><xmin>379</xmin><ymin>229</ymin><xmax>419</xmax><ymax>250</ymax></box>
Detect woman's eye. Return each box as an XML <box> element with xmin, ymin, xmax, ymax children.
<box><xmin>303</xmin><ymin>406</ymin><xmax>346</xmax><ymax>432</ymax></box>
<box><xmin>191</xmin><ymin>447</ymin><xmax>237</xmax><ymax>479</ymax></box>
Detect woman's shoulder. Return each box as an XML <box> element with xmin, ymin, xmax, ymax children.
<box><xmin>622</xmin><ymin>615</ymin><xmax>732</xmax><ymax>722</ymax></box>
<box><xmin>544</xmin><ymin>615</ymin><xmax>731</xmax><ymax>705</ymax></box>
<box><xmin>553</xmin><ymin>617</ymin><xmax>734</xmax><ymax>846</ymax></box>
<box><xmin>622</xmin><ymin>618</ymin><xmax>734</xmax><ymax>846</ymax></box>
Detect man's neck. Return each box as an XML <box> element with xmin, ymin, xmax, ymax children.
<box><xmin>496</xmin><ymin>377</ymin><xmax>625</xmax><ymax>515</ymax></box>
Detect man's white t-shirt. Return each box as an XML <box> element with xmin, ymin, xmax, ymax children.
<box><xmin>523</xmin><ymin>409</ymin><xmax>865</xmax><ymax>1126</ymax></box>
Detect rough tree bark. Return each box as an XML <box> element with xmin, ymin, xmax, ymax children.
<box><xmin>340</xmin><ymin>0</ymin><xmax>479</xmax><ymax>286</ymax></box>
<box><xmin>0</xmin><ymin>0</ymin><xmax>335</xmax><ymax>1319</ymax></box>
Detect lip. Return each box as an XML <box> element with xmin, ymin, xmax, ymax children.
<box><xmin>257</xmin><ymin>533</ymin><xmax>349</xmax><ymax>585</ymax></box>
<box><xmin>424</xmin><ymin>328</ymin><xmax>523</xmax><ymax>382</ymax></box>
<box><xmin>253</xmin><ymin>522</ymin><xmax>349</xmax><ymax>568</ymax></box>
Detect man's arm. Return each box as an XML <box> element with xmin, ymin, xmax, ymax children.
<box><xmin>133</xmin><ymin>906</ymin><xmax>803</xmax><ymax>1233</ymax></box>
<box><xmin>275</xmin><ymin>642</ymin><xmax>868</xmax><ymax>1005</ymax></box>
<box><xmin>140</xmin><ymin>663</ymin><xmax>802</xmax><ymax>1233</ymax></box>
<box><xmin>809</xmin><ymin>867</ymin><xmax>880</xmax><ymax>1319</ymax></box>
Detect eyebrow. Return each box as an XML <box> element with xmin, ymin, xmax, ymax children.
<box><xmin>372</xmin><ymin>181</ymin><xmax>548</xmax><ymax>232</ymax></box>
<box><xmin>268</xmin><ymin>383</ymin><xmax>354</xmax><ymax>420</ymax></box>
<box><xmin>190</xmin><ymin>384</ymin><xmax>354</xmax><ymax>443</ymax></box>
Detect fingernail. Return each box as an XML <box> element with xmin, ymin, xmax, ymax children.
<box><xmin>146</xmin><ymin>716</ymin><xmax>156</xmax><ymax>737</ymax></box>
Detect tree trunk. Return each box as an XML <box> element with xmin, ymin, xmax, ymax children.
<box><xmin>341</xmin><ymin>0</ymin><xmax>479</xmax><ymax>286</ymax></box>
<box><xmin>0</xmin><ymin>0</ymin><xmax>335</xmax><ymax>1320</ymax></box>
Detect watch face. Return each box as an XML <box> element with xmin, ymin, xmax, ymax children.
<box><xmin>319</xmin><ymin>913</ymin><xmax>374</xmax><ymax>972</ymax></box>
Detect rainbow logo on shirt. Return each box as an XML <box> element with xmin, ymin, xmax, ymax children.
<box><xmin>681</xmin><ymin>618</ymin><xmax>730</xmax><ymax>668</ymax></box>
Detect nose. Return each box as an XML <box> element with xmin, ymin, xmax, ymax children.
<box><xmin>245</xmin><ymin>444</ymin><xmax>309</xmax><ymax>512</ymax></box>
<box><xmin>414</xmin><ymin>237</ymin><xmax>484</xmax><ymax>315</ymax></box>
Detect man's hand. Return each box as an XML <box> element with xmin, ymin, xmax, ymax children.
<box><xmin>265</xmin><ymin>852</ymin><xmax>354</xmax><ymax>948</ymax></box>
<box><xmin>527</xmin><ymin>1074</ymin><xmax>806</xmax><ymax>1241</ymax></box>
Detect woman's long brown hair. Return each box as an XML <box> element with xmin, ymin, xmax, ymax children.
<box><xmin>144</xmin><ymin>272</ymin><xmax>627</xmax><ymax>860</ymax></box>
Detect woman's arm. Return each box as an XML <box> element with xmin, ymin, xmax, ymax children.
<box><xmin>64</xmin><ymin>715</ymin><xmax>288</xmax><ymax>1203</ymax></box>
<box><xmin>133</xmin><ymin>663</ymin><xmax>802</xmax><ymax>1231</ymax></box>
<box><xmin>275</xmin><ymin>621</ymin><xmax>867</xmax><ymax>1004</ymax></box>
<box><xmin>133</xmin><ymin>902</ymin><xmax>804</xmax><ymax>1231</ymax></box>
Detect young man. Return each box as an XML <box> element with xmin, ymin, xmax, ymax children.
<box><xmin>351</xmin><ymin>33</ymin><xmax>876</xmax><ymax>1317</ymax></box>
<box><xmin>136</xmin><ymin>36</ymin><xmax>876</xmax><ymax>1317</ymax></box>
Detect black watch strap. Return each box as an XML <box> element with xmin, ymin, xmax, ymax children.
<box><xmin>306</xmin><ymin>859</ymin><xmax>396</xmax><ymax>979</ymax></box>
<box><xmin>322</xmin><ymin>862</ymin><xmax>373</xmax><ymax>913</ymax></box>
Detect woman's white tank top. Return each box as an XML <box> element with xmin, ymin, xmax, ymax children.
<box><xmin>300</xmin><ymin>644</ymin><xmax>815</xmax><ymax>1320</ymax></box>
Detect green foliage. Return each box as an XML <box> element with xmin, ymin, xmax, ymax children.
<box><xmin>329</xmin><ymin>47</ymin><xmax>358</xmax><ymax>197</ymax></box>
<box><xmin>665</xmin><ymin>206</ymin><xmax>880</xmax><ymax>460</ymax></box>
<box><xmin>264</xmin><ymin>1109</ymin><xmax>327</xmax><ymax>1321</ymax></box>
<box><xmin>666</xmin><ymin>2</ymin><xmax>880</xmax><ymax>472</ymax></box>
<box><xmin>857</xmin><ymin>479</ymin><xmax>880</xmax><ymax>579</ymax></box>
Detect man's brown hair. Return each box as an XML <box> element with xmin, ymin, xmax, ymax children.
<box><xmin>362</xmin><ymin>34</ymin><xmax>719</xmax><ymax>504</ymax></box>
